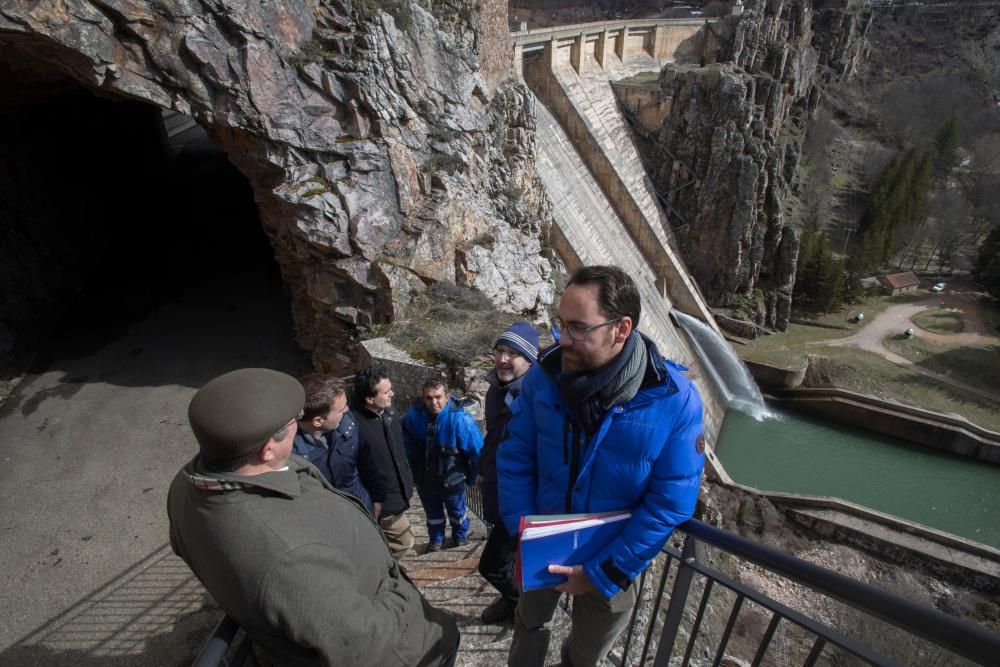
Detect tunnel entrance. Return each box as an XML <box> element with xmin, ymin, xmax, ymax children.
<box><xmin>0</xmin><ymin>51</ymin><xmax>307</xmax><ymax>390</ymax></box>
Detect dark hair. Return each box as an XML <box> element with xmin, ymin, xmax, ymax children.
<box><xmin>353</xmin><ymin>365</ymin><xmax>390</xmax><ymax>406</ymax></box>
<box><xmin>299</xmin><ymin>374</ymin><xmax>346</xmax><ymax>421</ymax></box>
<box><xmin>567</xmin><ymin>265</ymin><xmax>641</xmax><ymax>325</ymax></box>
<box><xmin>421</xmin><ymin>377</ymin><xmax>447</xmax><ymax>394</ymax></box>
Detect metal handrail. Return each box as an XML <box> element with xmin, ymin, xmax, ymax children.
<box><xmin>631</xmin><ymin>519</ymin><xmax>1000</xmax><ymax>666</ymax></box>
<box><xmin>191</xmin><ymin>616</ymin><xmax>239</xmax><ymax>667</ymax></box>
<box><xmin>191</xmin><ymin>615</ymin><xmax>257</xmax><ymax>667</ymax></box>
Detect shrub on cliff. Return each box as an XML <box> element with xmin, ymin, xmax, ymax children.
<box><xmin>381</xmin><ymin>283</ymin><xmax>520</xmax><ymax>367</ymax></box>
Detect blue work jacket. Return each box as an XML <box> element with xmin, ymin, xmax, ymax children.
<box><xmin>497</xmin><ymin>340</ymin><xmax>705</xmax><ymax>599</ymax></box>
<box><xmin>402</xmin><ymin>397</ymin><xmax>483</xmax><ymax>493</ymax></box>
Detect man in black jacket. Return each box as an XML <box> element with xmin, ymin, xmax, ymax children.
<box><xmin>477</xmin><ymin>322</ymin><xmax>538</xmax><ymax>623</ymax></box>
<box><xmin>352</xmin><ymin>365</ymin><xmax>416</xmax><ymax>559</ymax></box>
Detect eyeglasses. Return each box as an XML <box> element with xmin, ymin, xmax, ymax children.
<box><xmin>552</xmin><ymin>316</ymin><xmax>622</xmax><ymax>341</ymax></box>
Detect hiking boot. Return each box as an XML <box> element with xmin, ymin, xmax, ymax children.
<box><xmin>453</xmin><ymin>537</ymin><xmax>469</xmax><ymax>548</ymax></box>
<box><xmin>426</xmin><ymin>541</ymin><xmax>443</xmax><ymax>553</ymax></box>
<box><xmin>480</xmin><ymin>596</ymin><xmax>517</xmax><ymax>624</ymax></box>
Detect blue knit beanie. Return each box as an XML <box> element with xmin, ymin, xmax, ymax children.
<box><xmin>495</xmin><ymin>322</ymin><xmax>539</xmax><ymax>363</ymax></box>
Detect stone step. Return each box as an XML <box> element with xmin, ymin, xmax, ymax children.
<box><xmin>399</xmin><ymin>497</ymin><xmax>572</xmax><ymax>665</ymax></box>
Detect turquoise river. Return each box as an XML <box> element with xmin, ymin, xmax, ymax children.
<box><xmin>715</xmin><ymin>407</ymin><xmax>1000</xmax><ymax>549</ymax></box>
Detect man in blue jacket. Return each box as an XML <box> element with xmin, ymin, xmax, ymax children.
<box><xmin>402</xmin><ymin>378</ymin><xmax>483</xmax><ymax>552</ymax></box>
<box><xmin>498</xmin><ymin>265</ymin><xmax>705</xmax><ymax>667</ymax></box>
<box><xmin>293</xmin><ymin>374</ymin><xmax>380</xmax><ymax>513</ymax></box>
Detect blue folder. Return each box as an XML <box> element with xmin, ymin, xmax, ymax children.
<box><xmin>519</xmin><ymin>512</ymin><xmax>631</xmax><ymax>591</ymax></box>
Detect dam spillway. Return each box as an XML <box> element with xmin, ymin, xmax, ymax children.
<box><xmin>521</xmin><ymin>18</ymin><xmax>727</xmax><ymax>440</ymax></box>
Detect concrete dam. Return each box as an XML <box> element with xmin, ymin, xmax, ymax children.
<box><xmin>514</xmin><ymin>18</ymin><xmax>728</xmax><ymax>440</ymax></box>
<box><xmin>513</xmin><ymin>17</ymin><xmax>1000</xmax><ymax>573</ymax></box>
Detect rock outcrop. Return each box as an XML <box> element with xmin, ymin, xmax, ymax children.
<box><xmin>643</xmin><ymin>0</ymin><xmax>871</xmax><ymax>330</ymax></box>
<box><xmin>0</xmin><ymin>0</ymin><xmax>554</xmax><ymax>371</ymax></box>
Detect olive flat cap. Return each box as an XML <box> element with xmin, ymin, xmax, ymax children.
<box><xmin>188</xmin><ymin>368</ymin><xmax>305</xmax><ymax>461</ymax></box>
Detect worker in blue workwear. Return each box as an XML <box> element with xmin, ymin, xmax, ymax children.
<box><xmin>403</xmin><ymin>377</ymin><xmax>483</xmax><ymax>552</ymax></box>
<box><xmin>498</xmin><ymin>265</ymin><xmax>706</xmax><ymax>667</ymax></box>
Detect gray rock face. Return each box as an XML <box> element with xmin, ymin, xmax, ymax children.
<box><xmin>648</xmin><ymin>0</ymin><xmax>870</xmax><ymax>330</ymax></box>
<box><xmin>0</xmin><ymin>0</ymin><xmax>554</xmax><ymax>371</ymax></box>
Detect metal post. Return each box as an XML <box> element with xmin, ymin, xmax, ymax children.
<box><xmin>653</xmin><ymin>535</ymin><xmax>700</xmax><ymax>667</ymax></box>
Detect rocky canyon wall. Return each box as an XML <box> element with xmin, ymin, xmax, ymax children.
<box><xmin>644</xmin><ymin>0</ymin><xmax>871</xmax><ymax>330</ymax></box>
<box><xmin>0</xmin><ymin>0</ymin><xmax>554</xmax><ymax>372</ymax></box>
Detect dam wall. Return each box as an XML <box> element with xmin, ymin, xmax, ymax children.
<box><xmin>521</xmin><ymin>18</ymin><xmax>729</xmax><ymax>441</ymax></box>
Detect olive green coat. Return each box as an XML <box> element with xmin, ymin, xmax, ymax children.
<box><xmin>168</xmin><ymin>454</ymin><xmax>458</xmax><ymax>667</ymax></box>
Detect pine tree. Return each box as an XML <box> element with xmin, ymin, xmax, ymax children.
<box><xmin>934</xmin><ymin>114</ymin><xmax>961</xmax><ymax>175</ymax></box>
<box><xmin>855</xmin><ymin>148</ymin><xmax>934</xmax><ymax>270</ymax></box>
<box><xmin>795</xmin><ymin>210</ymin><xmax>821</xmax><ymax>297</ymax></box>
<box><xmin>975</xmin><ymin>225</ymin><xmax>1000</xmax><ymax>300</ymax></box>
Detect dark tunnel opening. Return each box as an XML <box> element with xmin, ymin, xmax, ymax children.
<box><xmin>0</xmin><ymin>55</ymin><xmax>307</xmax><ymax>388</ymax></box>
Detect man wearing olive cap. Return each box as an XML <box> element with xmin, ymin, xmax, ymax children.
<box><xmin>167</xmin><ymin>368</ymin><xmax>459</xmax><ymax>667</ymax></box>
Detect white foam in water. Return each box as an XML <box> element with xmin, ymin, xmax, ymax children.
<box><xmin>672</xmin><ymin>311</ymin><xmax>774</xmax><ymax>421</ymax></box>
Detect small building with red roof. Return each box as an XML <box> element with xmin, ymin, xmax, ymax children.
<box><xmin>877</xmin><ymin>271</ymin><xmax>921</xmax><ymax>296</ymax></box>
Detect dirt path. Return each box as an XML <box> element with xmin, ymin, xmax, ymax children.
<box><xmin>819</xmin><ymin>282</ymin><xmax>1000</xmax><ymax>403</ymax></box>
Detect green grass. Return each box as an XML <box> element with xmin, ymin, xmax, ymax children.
<box><xmin>911</xmin><ymin>308</ymin><xmax>964</xmax><ymax>334</ymax></box>
<box><xmin>741</xmin><ymin>292</ymin><xmax>932</xmax><ymax>369</ymax></box>
<box><xmin>882</xmin><ymin>335</ymin><xmax>1000</xmax><ymax>396</ymax></box>
<box><xmin>739</xmin><ymin>289</ymin><xmax>1000</xmax><ymax>432</ymax></box>
<box><xmin>802</xmin><ymin>347</ymin><xmax>1000</xmax><ymax>433</ymax></box>
<box><xmin>741</xmin><ymin>323</ymin><xmax>843</xmax><ymax>367</ymax></box>
<box><xmin>615</xmin><ymin>71</ymin><xmax>659</xmax><ymax>85</ymax></box>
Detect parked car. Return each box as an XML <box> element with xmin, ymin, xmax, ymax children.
<box><xmin>930</xmin><ymin>282</ymin><xmax>946</xmax><ymax>292</ymax></box>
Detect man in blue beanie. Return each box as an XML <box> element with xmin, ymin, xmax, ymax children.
<box><xmin>477</xmin><ymin>321</ymin><xmax>538</xmax><ymax>623</ymax></box>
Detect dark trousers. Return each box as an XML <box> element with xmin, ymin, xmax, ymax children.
<box><xmin>478</xmin><ymin>520</ymin><xmax>519</xmax><ymax>601</ymax></box>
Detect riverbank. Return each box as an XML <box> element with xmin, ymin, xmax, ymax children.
<box><xmin>738</xmin><ymin>283</ymin><xmax>1000</xmax><ymax>432</ymax></box>
<box><xmin>703</xmin><ymin>438</ymin><xmax>1000</xmax><ymax>594</ymax></box>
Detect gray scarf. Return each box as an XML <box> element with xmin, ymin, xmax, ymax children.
<box><xmin>557</xmin><ymin>331</ymin><xmax>647</xmax><ymax>435</ymax></box>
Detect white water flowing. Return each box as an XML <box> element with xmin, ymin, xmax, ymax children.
<box><xmin>672</xmin><ymin>311</ymin><xmax>772</xmax><ymax>421</ymax></box>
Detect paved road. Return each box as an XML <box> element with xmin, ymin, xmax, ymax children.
<box><xmin>0</xmin><ymin>268</ymin><xmax>308</xmax><ymax>666</ymax></box>
<box><xmin>822</xmin><ymin>282</ymin><xmax>1000</xmax><ymax>402</ymax></box>
<box><xmin>0</xmin><ymin>266</ymin><xmax>540</xmax><ymax>667</ymax></box>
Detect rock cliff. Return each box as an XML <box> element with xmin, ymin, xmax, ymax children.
<box><xmin>642</xmin><ymin>0</ymin><xmax>871</xmax><ymax>330</ymax></box>
<box><xmin>0</xmin><ymin>0</ymin><xmax>554</xmax><ymax>371</ymax></box>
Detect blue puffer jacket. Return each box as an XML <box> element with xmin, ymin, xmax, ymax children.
<box><xmin>497</xmin><ymin>338</ymin><xmax>705</xmax><ymax>599</ymax></box>
<box><xmin>293</xmin><ymin>413</ymin><xmax>373</xmax><ymax>512</ymax></box>
<box><xmin>402</xmin><ymin>398</ymin><xmax>483</xmax><ymax>492</ymax></box>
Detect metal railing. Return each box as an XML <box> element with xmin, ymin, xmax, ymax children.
<box><xmin>613</xmin><ymin>519</ymin><xmax>1000</xmax><ymax>666</ymax></box>
<box><xmin>191</xmin><ymin>616</ymin><xmax>257</xmax><ymax>667</ymax></box>
<box><xmin>190</xmin><ymin>498</ymin><xmax>1000</xmax><ymax>666</ymax></box>
<box><xmin>466</xmin><ymin>483</ymin><xmax>491</xmax><ymax>529</ymax></box>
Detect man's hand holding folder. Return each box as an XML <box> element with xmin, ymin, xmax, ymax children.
<box><xmin>546</xmin><ymin>564</ymin><xmax>594</xmax><ymax>594</ymax></box>
<box><xmin>517</xmin><ymin>511</ymin><xmax>631</xmax><ymax>593</ymax></box>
